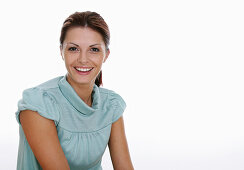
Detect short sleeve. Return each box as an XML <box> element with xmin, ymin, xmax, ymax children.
<box><xmin>109</xmin><ymin>91</ymin><xmax>126</xmax><ymax>123</ymax></box>
<box><xmin>15</xmin><ymin>87</ymin><xmax>60</xmax><ymax>126</ymax></box>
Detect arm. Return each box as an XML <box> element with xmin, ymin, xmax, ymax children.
<box><xmin>108</xmin><ymin>116</ymin><xmax>134</xmax><ymax>170</ymax></box>
<box><xmin>20</xmin><ymin>110</ymin><xmax>70</xmax><ymax>170</ymax></box>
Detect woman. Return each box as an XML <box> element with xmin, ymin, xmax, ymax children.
<box><xmin>16</xmin><ymin>11</ymin><xmax>134</xmax><ymax>170</ymax></box>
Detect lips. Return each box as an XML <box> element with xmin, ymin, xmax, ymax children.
<box><xmin>75</xmin><ymin>67</ymin><xmax>93</xmax><ymax>72</ymax></box>
<box><xmin>74</xmin><ymin>67</ymin><xmax>94</xmax><ymax>75</ymax></box>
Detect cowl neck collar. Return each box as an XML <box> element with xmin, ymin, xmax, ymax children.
<box><xmin>58</xmin><ymin>75</ymin><xmax>100</xmax><ymax>116</ymax></box>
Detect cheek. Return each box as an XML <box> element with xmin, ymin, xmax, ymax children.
<box><xmin>64</xmin><ymin>56</ymin><xmax>76</xmax><ymax>65</ymax></box>
<box><xmin>64</xmin><ymin>58</ymin><xmax>75</xmax><ymax>72</ymax></box>
<box><xmin>93</xmin><ymin>54</ymin><xmax>106</xmax><ymax>64</ymax></box>
<box><xmin>95</xmin><ymin>59</ymin><xmax>104</xmax><ymax>68</ymax></box>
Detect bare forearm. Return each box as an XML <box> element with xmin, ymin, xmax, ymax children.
<box><xmin>20</xmin><ymin>110</ymin><xmax>70</xmax><ymax>169</ymax></box>
<box><xmin>109</xmin><ymin>117</ymin><xmax>134</xmax><ymax>170</ymax></box>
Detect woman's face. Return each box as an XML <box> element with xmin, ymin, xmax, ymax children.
<box><xmin>61</xmin><ymin>27</ymin><xmax>109</xmax><ymax>87</ymax></box>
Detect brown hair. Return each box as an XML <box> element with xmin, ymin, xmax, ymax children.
<box><xmin>60</xmin><ymin>11</ymin><xmax>110</xmax><ymax>87</ymax></box>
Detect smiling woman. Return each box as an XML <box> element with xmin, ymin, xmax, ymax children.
<box><xmin>15</xmin><ymin>11</ymin><xmax>134</xmax><ymax>170</ymax></box>
<box><xmin>61</xmin><ymin>27</ymin><xmax>109</xmax><ymax>100</ymax></box>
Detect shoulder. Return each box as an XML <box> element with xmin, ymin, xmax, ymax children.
<box><xmin>20</xmin><ymin>75</ymin><xmax>64</xmax><ymax>110</ymax></box>
<box><xmin>34</xmin><ymin>76</ymin><xmax>63</xmax><ymax>91</ymax></box>
<box><xmin>98</xmin><ymin>87</ymin><xmax>126</xmax><ymax>123</ymax></box>
<box><xmin>22</xmin><ymin>76</ymin><xmax>63</xmax><ymax>99</ymax></box>
<box><xmin>16</xmin><ymin>76</ymin><xmax>63</xmax><ymax>125</ymax></box>
<box><xmin>98</xmin><ymin>87</ymin><xmax>126</xmax><ymax>110</ymax></box>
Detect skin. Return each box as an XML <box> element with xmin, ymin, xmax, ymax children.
<box><xmin>60</xmin><ymin>27</ymin><xmax>109</xmax><ymax>105</ymax></box>
<box><xmin>20</xmin><ymin>27</ymin><xmax>134</xmax><ymax>170</ymax></box>
<box><xmin>20</xmin><ymin>110</ymin><xmax>70</xmax><ymax>170</ymax></box>
<box><xmin>109</xmin><ymin>117</ymin><xmax>134</xmax><ymax>170</ymax></box>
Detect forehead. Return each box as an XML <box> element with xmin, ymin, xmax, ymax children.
<box><xmin>64</xmin><ymin>27</ymin><xmax>104</xmax><ymax>45</ymax></box>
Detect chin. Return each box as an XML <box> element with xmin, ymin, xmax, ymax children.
<box><xmin>67</xmin><ymin>67</ymin><xmax>99</xmax><ymax>83</ymax></box>
<box><xmin>68</xmin><ymin>74</ymin><xmax>92</xmax><ymax>85</ymax></box>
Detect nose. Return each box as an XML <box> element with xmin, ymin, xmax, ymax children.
<box><xmin>77</xmin><ymin>51</ymin><xmax>88</xmax><ymax>63</ymax></box>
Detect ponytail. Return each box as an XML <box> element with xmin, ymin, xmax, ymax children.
<box><xmin>95</xmin><ymin>71</ymin><xmax>102</xmax><ymax>87</ymax></box>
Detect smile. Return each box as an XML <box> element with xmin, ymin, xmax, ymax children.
<box><xmin>75</xmin><ymin>67</ymin><xmax>93</xmax><ymax>72</ymax></box>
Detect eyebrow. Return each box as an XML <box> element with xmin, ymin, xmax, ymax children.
<box><xmin>67</xmin><ymin>42</ymin><xmax>101</xmax><ymax>47</ymax></box>
<box><xmin>68</xmin><ymin>42</ymin><xmax>79</xmax><ymax>47</ymax></box>
<box><xmin>89</xmin><ymin>44</ymin><xmax>101</xmax><ymax>47</ymax></box>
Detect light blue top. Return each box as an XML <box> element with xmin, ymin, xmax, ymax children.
<box><xmin>15</xmin><ymin>75</ymin><xmax>126</xmax><ymax>170</ymax></box>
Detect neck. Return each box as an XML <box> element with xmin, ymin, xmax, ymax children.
<box><xmin>66</xmin><ymin>75</ymin><xmax>94</xmax><ymax>107</ymax></box>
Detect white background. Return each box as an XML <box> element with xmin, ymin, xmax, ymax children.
<box><xmin>0</xmin><ymin>0</ymin><xmax>244</xmax><ymax>169</ymax></box>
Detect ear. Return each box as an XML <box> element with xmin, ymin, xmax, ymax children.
<box><xmin>60</xmin><ymin>45</ymin><xmax>64</xmax><ymax>60</ymax></box>
<box><xmin>103</xmin><ymin>49</ymin><xmax>110</xmax><ymax>63</ymax></box>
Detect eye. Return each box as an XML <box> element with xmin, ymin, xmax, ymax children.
<box><xmin>90</xmin><ymin>48</ymin><xmax>100</xmax><ymax>52</ymax></box>
<box><xmin>68</xmin><ymin>47</ymin><xmax>79</xmax><ymax>51</ymax></box>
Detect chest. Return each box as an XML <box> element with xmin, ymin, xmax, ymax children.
<box><xmin>57</xmin><ymin>124</ymin><xmax>111</xmax><ymax>169</ymax></box>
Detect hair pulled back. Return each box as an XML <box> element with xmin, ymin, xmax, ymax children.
<box><xmin>60</xmin><ymin>11</ymin><xmax>110</xmax><ymax>87</ymax></box>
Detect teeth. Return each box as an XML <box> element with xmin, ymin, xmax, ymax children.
<box><xmin>75</xmin><ymin>67</ymin><xmax>93</xmax><ymax>72</ymax></box>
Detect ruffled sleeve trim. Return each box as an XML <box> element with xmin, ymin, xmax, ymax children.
<box><xmin>109</xmin><ymin>91</ymin><xmax>126</xmax><ymax>123</ymax></box>
<box><xmin>16</xmin><ymin>87</ymin><xmax>60</xmax><ymax>126</ymax></box>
